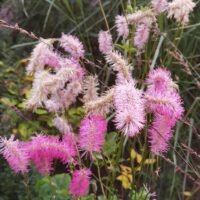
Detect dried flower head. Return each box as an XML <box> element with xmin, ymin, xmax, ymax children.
<box><xmin>53</xmin><ymin>116</ymin><xmax>72</xmax><ymax>134</ymax></box>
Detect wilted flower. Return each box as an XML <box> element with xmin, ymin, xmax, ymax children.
<box><xmin>53</xmin><ymin>116</ymin><xmax>72</xmax><ymax>134</ymax></box>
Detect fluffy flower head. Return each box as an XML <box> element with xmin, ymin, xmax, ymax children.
<box><xmin>69</xmin><ymin>169</ymin><xmax>91</xmax><ymax>197</ymax></box>
<box><xmin>151</xmin><ymin>0</ymin><xmax>168</xmax><ymax>14</ymax></box>
<box><xmin>79</xmin><ymin>113</ymin><xmax>107</xmax><ymax>153</ymax></box>
<box><xmin>114</xmin><ymin>79</ymin><xmax>145</xmax><ymax>137</ymax></box>
<box><xmin>0</xmin><ymin>135</ymin><xmax>29</xmax><ymax>173</ymax></box>
<box><xmin>115</xmin><ymin>15</ymin><xmax>129</xmax><ymax>38</ymax></box>
<box><xmin>167</xmin><ymin>0</ymin><xmax>196</xmax><ymax>25</ymax></box>
<box><xmin>60</xmin><ymin>33</ymin><xmax>85</xmax><ymax>59</ymax></box>
<box><xmin>98</xmin><ymin>31</ymin><xmax>112</xmax><ymax>54</ymax></box>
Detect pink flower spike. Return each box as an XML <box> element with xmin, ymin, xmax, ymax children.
<box><xmin>149</xmin><ymin>114</ymin><xmax>175</xmax><ymax>154</ymax></box>
<box><xmin>115</xmin><ymin>15</ymin><xmax>129</xmax><ymax>39</ymax></box>
<box><xmin>134</xmin><ymin>23</ymin><xmax>150</xmax><ymax>50</ymax></box>
<box><xmin>60</xmin><ymin>33</ymin><xmax>85</xmax><ymax>59</ymax></box>
<box><xmin>98</xmin><ymin>31</ymin><xmax>112</xmax><ymax>54</ymax></box>
<box><xmin>70</xmin><ymin>169</ymin><xmax>91</xmax><ymax>197</ymax></box>
<box><xmin>0</xmin><ymin>135</ymin><xmax>29</xmax><ymax>173</ymax></box>
<box><xmin>114</xmin><ymin>79</ymin><xmax>146</xmax><ymax>137</ymax></box>
<box><xmin>146</xmin><ymin>67</ymin><xmax>173</xmax><ymax>91</ymax></box>
<box><xmin>151</xmin><ymin>0</ymin><xmax>168</xmax><ymax>14</ymax></box>
<box><xmin>79</xmin><ymin>113</ymin><xmax>107</xmax><ymax>153</ymax></box>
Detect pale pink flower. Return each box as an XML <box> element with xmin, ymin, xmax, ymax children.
<box><xmin>79</xmin><ymin>113</ymin><xmax>107</xmax><ymax>153</ymax></box>
<box><xmin>134</xmin><ymin>23</ymin><xmax>150</xmax><ymax>49</ymax></box>
<box><xmin>167</xmin><ymin>0</ymin><xmax>196</xmax><ymax>25</ymax></box>
<box><xmin>60</xmin><ymin>33</ymin><xmax>85</xmax><ymax>59</ymax></box>
<box><xmin>0</xmin><ymin>135</ymin><xmax>29</xmax><ymax>173</ymax></box>
<box><xmin>146</xmin><ymin>67</ymin><xmax>173</xmax><ymax>91</ymax></box>
<box><xmin>98</xmin><ymin>31</ymin><xmax>112</xmax><ymax>54</ymax></box>
<box><xmin>149</xmin><ymin>114</ymin><xmax>175</xmax><ymax>154</ymax></box>
<box><xmin>151</xmin><ymin>0</ymin><xmax>168</xmax><ymax>14</ymax></box>
<box><xmin>115</xmin><ymin>15</ymin><xmax>129</xmax><ymax>39</ymax></box>
<box><xmin>114</xmin><ymin>79</ymin><xmax>145</xmax><ymax>137</ymax></box>
<box><xmin>69</xmin><ymin>168</ymin><xmax>91</xmax><ymax>197</ymax></box>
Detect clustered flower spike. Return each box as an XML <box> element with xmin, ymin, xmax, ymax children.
<box><xmin>69</xmin><ymin>169</ymin><xmax>91</xmax><ymax>197</ymax></box>
<box><xmin>114</xmin><ymin>79</ymin><xmax>145</xmax><ymax>137</ymax></box>
<box><xmin>98</xmin><ymin>31</ymin><xmax>112</xmax><ymax>54</ymax></box>
<box><xmin>79</xmin><ymin>113</ymin><xmax>107</xmax><ymax>153</ymax></box>
<box><xmin>167</xmin><ymin>0</ymin><xmax>196</xmax><ymax>25</ymax></box>
<box><xmin>0</xmin><ymin>135</ymin><xmax>29</xmax><ymax>173</ymax></box>
<box><xmin>145</xmin><ymin>67</ymin><xmax>184</xmax><ymax>154</ymax></box>
<box><xmin>53</xmin><ymin>116</ymin><xmax>72</xmax><ymax>134</ymax></box>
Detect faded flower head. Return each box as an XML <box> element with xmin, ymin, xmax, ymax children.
<box><xmin>167</xmin><ymin>0</ymin><xmax>196</xmax><ymax>25</ymax></box>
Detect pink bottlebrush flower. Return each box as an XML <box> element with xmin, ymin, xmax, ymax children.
<box><xmin>134</xmin><ymin>23</ymin><xmax>150</xmax><ymax>49</ymax></box>
<box><xmin>114</xmin><ymin>79</ymin><xmax>145</xmax><ymax>137</ymax></box>
<box><xmin>79</xmin><ymin>113</ymin><xmax>107</xmax><ymax>153</ymax></box>
<box><xmin>60</xmin><ymin>33</ymin><xmax>85</xmax><ymax>59</ymax></box>
<box><xmin>0</xmin><ymin>135</ymin><xmax>29</xmax><ymax>173</ymax></box>
<box><xmin>26</xmin><ymin>134</ymin><xmax>76</xmax><ymax>174</ymax></box>
<box><xmin>149</xmin><ymin>114</ymin><xmax>175</xmax><ymax>154</ymax></box>
<box><xmin>69</xmin><ymin>168</ymin><xmax>91</xmax><ymax>197</ymax></box>
<box><xmin>115</xmin><ymin>15</ymin><xmax>129</xmax><ymax>39</ymax></box>
<box><xmin>151</xmin><ymin>0</ymin><xmax>168</xmax><ymax>14</ymax></box>
<box><xmin>146</xmin><ymin>67</ymin><xmax>173</xmax><ymax>91</ymax></box>
<box><xmin>98</xmin><ymin>31</ymin><xmax>112</xmax><ymax>54</ymax></box>
<box><xmin>145</xmin><ymin>90</ymin><xmax>184</xmax><ymax>120</ymax></box>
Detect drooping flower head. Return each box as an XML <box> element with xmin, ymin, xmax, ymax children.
<box><xmin>114</xmin><ymin>79</ymin><xmax>146</xmax><ymax>137</ymax></box>
<box><xmin>115</xmin><ymin>15</ymin><xmax>129</xmax><ymax>39</ymax></box>
<box><xmin>167</xmin><ymin>0</ymin><xmax>196</xmax><ymax>25</ymax></box>
<box><xmin>79</xmin><ymin>113</ymin><xmax>107</xmax><ymax>153</ymax></box>
<box><xmin>26</xmin><ymin>134</ymin><xmax>76</xmax><ymax>174</ymax></box>
<box><xmin>0</xmin><ymin>135</ymin><xmax>29</xmax><ymax>173</ymax></box>
<box><xmin>98</xmin><ymin>31</ymin><xmax>112</xmax><ymax>54</ymax></box>
<box><xmin>60</xmin><ymin>33</ymin><xmax>85</xmax><ymax>59</ymax></box>
<box><xmin>69</xmin><ymin>168</ymin><xmax>91</xmax><ymax>197</ymax></box>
